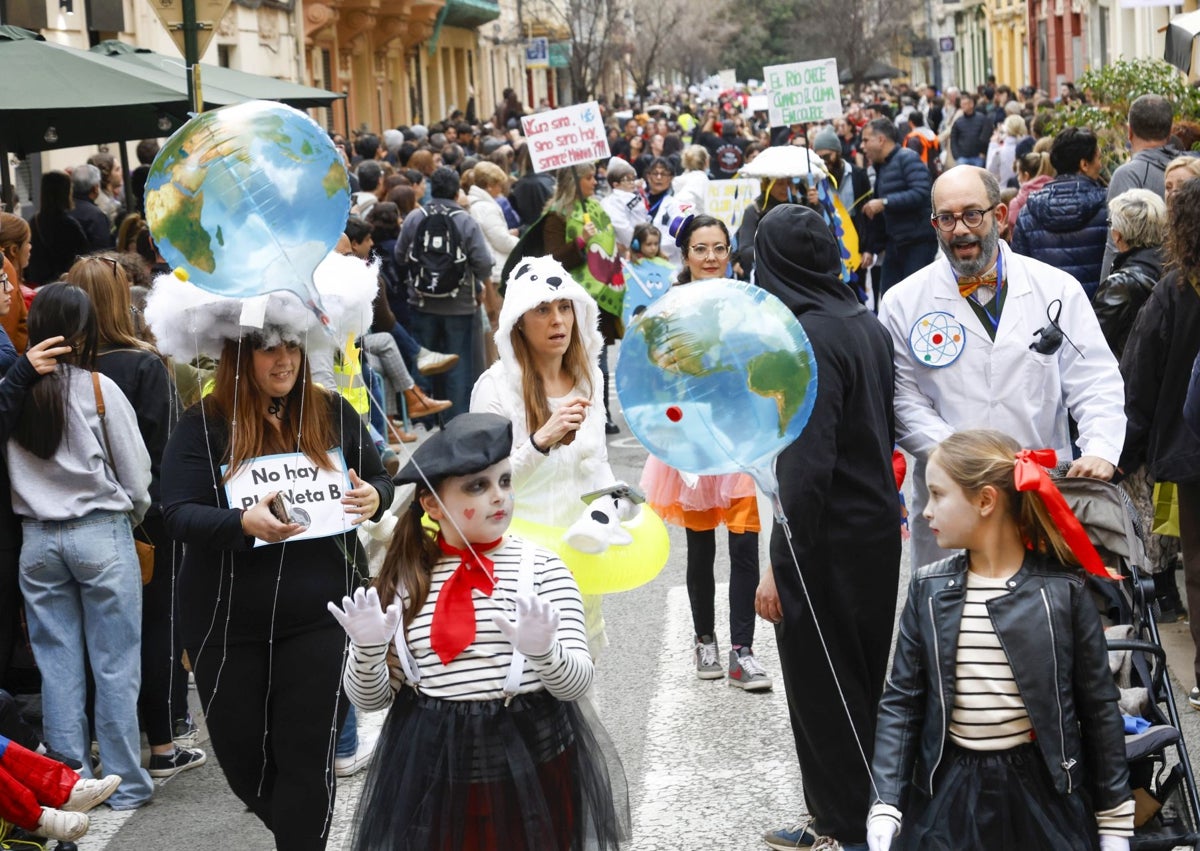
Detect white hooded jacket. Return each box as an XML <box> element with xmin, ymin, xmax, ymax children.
<box><xmin>469</xmin><ymin>256</ymin><xmax>617</xmax><ymax>528</ymax></box>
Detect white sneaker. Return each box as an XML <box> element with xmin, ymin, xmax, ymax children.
<box><xmin>416</xmin><ymin>348</ymin><xmax>460</xmax><ymax>376</ymax></box>
<box><xmin>334</xmin><ymin>729</ymin><xmax>379</xmax><ymax>778</ymax></box>
<box><xmin>36</xmin><ymin>807</ymin><xmax>89</xmax><ymax>842</ymax></box>
<box><xmin>563</xmin><ymin>499</ymin><xmax>632</xmax><ymax>554</ymax></box>
<box><xmin>63</xmin><ymin>774</ymin><xmax>121</xmax><ymax>812</ymax></box>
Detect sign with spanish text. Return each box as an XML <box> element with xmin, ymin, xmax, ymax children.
<box><xmin>521</xmin><ymin>102</ymin><xmax>611</xmax><ymax>173</ymax></box>
<box><xmin>704</xmin><ymin>178</ymin><xmax>759</xmax><ymax>237</ymax></box>
<box><xmin>764</xmin><ymin>58</ymin><xmax>842</xmax><ymax>126</ymax></box>
<box><xmin>223</xmin><ymin>450</ymin><xmax>354</xmax><ymax>547</ymax></box>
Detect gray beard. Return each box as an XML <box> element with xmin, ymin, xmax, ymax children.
<box><xmin>939</xmin><ymin>225</ymin><xmax>1000</xmax><ymax>277</ymax></box>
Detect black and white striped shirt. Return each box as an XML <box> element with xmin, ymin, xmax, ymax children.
<box><xmin>344</xmin><ymin>538</ymin><xmax>592</xmax><ymax>709</ymax></box>
<box><xmin>948</xmin><ymin>572</ymin><xmax>1034</xmax><ymax>751</ymax></box>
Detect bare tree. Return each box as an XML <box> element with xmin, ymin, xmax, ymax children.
<box><xmin>791</xmin><ymin>0</ymin><xmax>917</xmax><ymax>90</ymax></box>
<box><xmin>622</xmin><ymin>0</ymin><xmax>683</xmax><ymax>108</ymax></box>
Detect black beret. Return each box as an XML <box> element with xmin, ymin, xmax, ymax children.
<box><xmin>394</xmin><ymin>413</ymin><xmax>513</xmax><ymax>488</ymax></box>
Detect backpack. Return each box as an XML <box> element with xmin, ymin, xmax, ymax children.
<box><xmin>406</xmin><ymin>204</ymin><xmax>468</xmax><ymax>300</ymax></box>
<box><xmin>906</xmin><ymin>131</ymin><xmax>943</xmax><ymax>178</ymax></box>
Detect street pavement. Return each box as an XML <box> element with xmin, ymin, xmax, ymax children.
<box><xmin>64</xmin><ymin>396</ymin><xmax>1200</xmax><ymax>851</ymax></box>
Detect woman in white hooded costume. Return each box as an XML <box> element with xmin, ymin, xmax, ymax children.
<box><xmin>470</xmin><ymin>256</ymin><xmax>636</xmax><ymax>657</ymax></box>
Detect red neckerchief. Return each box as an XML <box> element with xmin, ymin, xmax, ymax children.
<box><xmin>430</xmin><ymin>534</ymin><xmax>503</xmax><ymax>664</ymax></box>
<box><xmin>1013</xmin><ymin>449</ymin><xmax>1117</xmax><ymax>580</ymax></box>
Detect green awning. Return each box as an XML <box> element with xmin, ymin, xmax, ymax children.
<box><xmin>441</xmin><ymin>0</ymin><xmax>500</xmax><ymax>29</ymax></box>
<box><xmin>549</xmin><ymin>41</ymin><xmax>570</xmax><ymax>69</ymax></box>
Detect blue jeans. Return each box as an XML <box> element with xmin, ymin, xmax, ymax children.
<box><xmin>19</xmin><ymin>511</ymin><xmax>154</xmax><ymax>809</ymax></box>
<box><xmin>408</xmin><ymin>311</ymin><xmax>480</xmax><ymax>421</ymax></box>
<box><xmin>389</xmin><ymin>321</ymin><xmax>421</xmax><ymax>363</ymax></box>
<box><xmin>336</xmin><ymin>703</ymin><xmax>358</xmax><ymax>758</ymax></box>
<box><xmin>956</xmin><ymin>155</ymin><xmax>985</xmax><ymax>167</ymax></box>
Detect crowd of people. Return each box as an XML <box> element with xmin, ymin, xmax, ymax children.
<box><xmin>0</xmin><ymin>75</ymin><xmax>1196</xmax><ymax>851</ymax></box>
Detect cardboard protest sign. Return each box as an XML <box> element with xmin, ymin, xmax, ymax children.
<box><xmin>704</xmin><ymin>178</ymin><xmax>760</xmax><ymax>236</ymax></box>
<box><xmin>521</xmin><ymin>102</ymin><xmax>611</xmax><ymax>173</ymax></box>
<box><xmin>224</xmin><ymin>450</ymin><xmax>354</xmax><ymax>546</ymax></box>
<box><xmin>763</xmin><ymin>58</ymin><xmax>842</xmax><ymax>125</ymax></box>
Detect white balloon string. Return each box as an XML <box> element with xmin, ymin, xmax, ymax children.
<box><xmin>773</xmin><ymin>492</ymin><xmax>883</xmax><ymax>804</ymax></box>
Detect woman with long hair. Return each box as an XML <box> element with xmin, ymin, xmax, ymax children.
<box><xmin>639</xmin><ymin>214</ymin><xmax>772</xmax><ymax>690</ymax></box>
<box><xmin>65</xmin><ymin>256</ymin><xmax>204</xmax><ymax>778</ymax></box>
<box><xmin>542</xmin><ymin>162</ymin><xmax>624</xmax><ymax>433</ymax></box>
<box><xmin>471</xmin><ymin>255</ymin><xmax>635</xmax><ymax>658</ymax></box>
<box><xmin>0</xmin><ymin>212</ymin><xmax>31</xmax><ymax>352</ymax></box>
<box><xmin>24</xmin><ymin>171</ymin><xmax>89</xmax><ymax>287</ymax></box>
<box><xmin>1006</xmin><ymin>149</ymin><xmax>1055</xmax><ymax>234</ymax></box>
<box><xmin>155</xmin><ymin>257</ymin><xmax>393</xmax><ymax>850</ymax></box>
<box><xmin>1121</xmin><ymin>176</ymin><xmax>1200</xmax><ymax>712</ymax></box>
<box><xmin>2</xmin><ymin>283</ymin><xmax>154</xmax><ymax>809</ymax></box>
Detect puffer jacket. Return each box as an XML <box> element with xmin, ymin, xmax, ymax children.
<box><xmin>1092</xmin><ymin>244</ymin><xmax>1163</xmax><ymax>358</ymax></box>
<box><xmin>1010</xmin><ymin>175</ymin><xmax>1108</xmax><ymax>299</ymax></box>
<box><xmin>872</xmin><ymin>553</ymin><xmax>1130</xmax><ymax>813</ymax></box>
<box><xmin>873</xmin><ymin>145</ymin><xmax>935</xmax><ymax>246</ymax></box>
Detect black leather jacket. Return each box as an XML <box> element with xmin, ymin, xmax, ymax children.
<box><xmin>872</xmin><ymin>553</ymin><xmax>1130</xmax><ymax>812</ymax></box>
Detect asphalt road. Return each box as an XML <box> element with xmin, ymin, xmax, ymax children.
<box><xmin>61</xmin><ymin>398</ymin><xmax>1200</xmax><ymax>851</ymax></box>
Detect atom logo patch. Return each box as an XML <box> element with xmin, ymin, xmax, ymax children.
<box><xmin>909</xmin><ymin>311</ymin><xmax>966</xmax><ymax>368</ymax></box>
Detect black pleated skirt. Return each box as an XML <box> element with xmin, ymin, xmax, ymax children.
<box><xmin>350</xmin><ymin>688</ymin><xmax>628</xmax><ymax>851</ymax></box>
<box><xmin>897</xmin><ymin>743</ymin><xmax>1101</xmax><ymax>851</ymax></box>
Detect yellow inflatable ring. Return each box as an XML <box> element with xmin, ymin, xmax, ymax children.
<box><xmin>422</xmin><ymin>508</ymin><xmax>671</xmax><ymax>595</ymax></box>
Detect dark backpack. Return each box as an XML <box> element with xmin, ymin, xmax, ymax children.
<box><xmin>906</xmin><ymin>131</ymin><xmax>943</xmax><ymax>178</ymax></box>
<box><xmin>406</xmin><ymin>204</ymin><xmax>468</xmax><ymax>300</ymax></box>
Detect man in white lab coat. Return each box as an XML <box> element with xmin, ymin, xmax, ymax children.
<box><xmin>878</xmin><ymin>166</ymin><xmax>1126</xmax><ymax>567</ymax></box>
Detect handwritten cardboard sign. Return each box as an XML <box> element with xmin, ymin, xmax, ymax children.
<box><xmin>764</xmin><ymin>58</ymin><xmax>842</xmax><ymax>126</ymax></box>
<box><xmin>521</xmin><ymin>102</ymin><xmax>611</xmax><ymax>173</ymax></box>
<box><xmin>704</xmin><ymin>178</ymin><xmax>760</xmax><ymax>236</ymax></box>
<box><xmin>223</xmin><ymin>450</ymin><xmax>353</xmax><ymax>547</ymax></box>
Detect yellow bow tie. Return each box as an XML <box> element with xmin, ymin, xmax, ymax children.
<box><xmin>957</xmin><ymin>268</ymin><xmax>999</xmax><ymax>299</ymax></box>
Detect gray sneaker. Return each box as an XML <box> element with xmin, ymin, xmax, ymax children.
<box><xmin>694</xmin><ymin>635</ymin><xmax>723</xmax><ymax>680</ymax></box>
<box><xmin>729</xmin><ymin>646</ymin><xmax>773</xmax><ymax>691</ymax></box>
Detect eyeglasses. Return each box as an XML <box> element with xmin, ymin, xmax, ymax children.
<box><xmin>689</xmin><ymin>244</ymin><xmax>730</xmax><ymax>259</ymax></box>
<box><xmin>75</xmin><ymin>254</ymin><xmax>120</xmax><ymax>277</ymax></box>
<box><xmin>0</xmin><ymin>272</ymin><xmax>10</xmax><ymax>293</ymax></box>
<box><xmin>645</xmin><ymin>169</ymin><xmax>672</xmax><ymax>179</ymax></box>
<box><xmin>614</xmin><ymin>175</ymin><xmax>638</xmax><ymax>185</ymax></box>
<box><xmin>930</xmin><ymin>205</ymin><xmax>997</xmax><ymax>231</ymax></box>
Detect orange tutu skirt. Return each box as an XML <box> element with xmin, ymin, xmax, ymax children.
<box><xmin>639</xmin><ymin>456</ymin><xmax>761</xmax><ymax>534</ymax></box>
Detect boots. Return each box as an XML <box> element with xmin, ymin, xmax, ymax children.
<box><xmin>403</xmin><ymin>386</ymin><xmax>453</xmax><ymax>419</ymax></box>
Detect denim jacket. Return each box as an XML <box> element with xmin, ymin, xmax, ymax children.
<box><xmin>871</xmin><ymin>552</ymin><xmax>1130</xmax><ymax>812</ymax></box>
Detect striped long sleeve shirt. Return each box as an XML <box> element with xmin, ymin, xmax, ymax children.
<box><xmin>344</xmin><ymin>537</ymin><xmax>593</xmax><ymax>709</ymax></box>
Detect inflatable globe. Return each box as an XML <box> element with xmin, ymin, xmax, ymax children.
<box><xmin>615</xmin><ymin>278</ymin><xmax>818</xmax><ymax>495</ymax></box>
<box><xmin>145</xmin><ymin>100</ymin><xmax>350</xmax><ymax>319</ymax></box>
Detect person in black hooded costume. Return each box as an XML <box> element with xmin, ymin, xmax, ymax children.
<box><xmin>753</xmin><ymin>205</ymin><xmax>902</xmax><ymax>851</ymax></box>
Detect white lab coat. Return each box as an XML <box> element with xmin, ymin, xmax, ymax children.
<box><xmin>878</xmin><ymin>240</ymin><xmax>1126</xmax><ymax>466</ymax></box>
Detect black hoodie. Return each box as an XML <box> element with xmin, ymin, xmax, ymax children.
<box><xmin>753</xmin><ymin>205</ymin><xmax>900</xmax><ymax>570</ymax></box>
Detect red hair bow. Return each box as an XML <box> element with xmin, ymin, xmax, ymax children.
<box><xmin>1013</xmin><ymin>449</ymin><xmax>1117</xmax><ymax>580</ymax></box>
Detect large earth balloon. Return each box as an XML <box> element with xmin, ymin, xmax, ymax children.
<box><xmin>615</xmin><ymin>278</ymin><xmax>818</xmax><ymax>497</ymax></box>
<box><xmin>144</xmin><ymin>100</ymin><xmax>350</xmax><ymax>325</ymax></box>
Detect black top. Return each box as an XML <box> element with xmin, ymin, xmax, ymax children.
<box><xmin>95</xmin><ymin>347</ymin><xmax>177</xmax><ymax>511</ymax></box>
<box><xmin>25</xmin><ymin>213</ymin><xmax>89</xmax><ymax>286</ymax></box>
<box><xmin>1120</xmin><ymin>270</ymin><xmax>1200</xmax><ymax>483</ymax></box>
<box><xmin>162</xmin><ymin>392</ymin><xmax>394</xmax><ymax>647</ymax></box>
<box><xmin>753</xmin><ymin>205</ymin><xmax>900</xmax><ymax>573</ymax></box>
<box><xmin>67</xmin><ymin>196</ymin><xmax>115</xmax><ymax>252</ymax></box>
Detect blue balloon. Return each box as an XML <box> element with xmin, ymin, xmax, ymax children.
<box><xmin>620</xmin><ymin>256</ymin><xmax>674</xmax><ymax>329</ymax></box>
<box><xmin>615</xmin><ymin>278</ymin><xmax>818</xmax><ymax>497</ymax></box>
<box><xmin>144</xmin><ymin>100</ymin><xmax>350</xmax><ymax>326</ymax></box>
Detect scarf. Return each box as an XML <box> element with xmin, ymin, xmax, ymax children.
<box><xmin>429</xmin><ymin>534</ymin><xmax>503</xmax><ymax>664</ymax></box>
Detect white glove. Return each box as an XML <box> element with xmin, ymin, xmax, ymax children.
<box><xmin>1099</xmin><ymin>836</ymin><xmax>1130</xmax><ymax>851</ymax></box>
<box><xmin>491</xmin><ymin>594</ymin><xmax>559</xmax><ymax>657</ymax></box>
<box><xmin>614</xmin><ymin>494</ymin><xmax>641</xmax><ymax>522</ymax></box>
<box><xmin>866</xmin><ymin>814</ymin><xmax>900</xmax><ymax>851</ymax></box>
<box><xmin>327</xmin><ymin>587</ymin><xmax>401</xmax><ymax>646</ymax></box>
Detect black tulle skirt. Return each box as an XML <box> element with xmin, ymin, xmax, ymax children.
<box><xmin>351</xmin><ymin>688</ymin><xmax>629</xmax><ymax>851</ymax></box>
<box><xmin>897</xmin><ymin>743</ymin><xmax>1100</xmax><ymax>851</ymax></box>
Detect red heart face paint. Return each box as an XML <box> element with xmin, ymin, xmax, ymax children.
<box><xmin>433</xmin><ymin>460</ymin><xmax>515</xmax><ymax>549</ymax></box>
<box><xmin>464</xmin><ymin>509</ymin><xmax>476</xmax><ymax>519</ymax></box>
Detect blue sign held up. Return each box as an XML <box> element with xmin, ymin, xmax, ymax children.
<box><xmin>526</xmin><ymin>37</ymin><xmax>549</xmax><ymax>68</ymax></box>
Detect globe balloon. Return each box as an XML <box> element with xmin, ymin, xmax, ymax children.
<box><xmin>144</xmin><ymin>100</ymin><xmax>350</xmax><ymax>325</ymax></box>
<box><xmin>615</xmin><ymin>278</ymin><xmax>818</xmax><ymax>496</ymax></box>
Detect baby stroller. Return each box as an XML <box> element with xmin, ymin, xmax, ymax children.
<box><xmin>1058</xmin><ymin>475</ymin><xmax>1200</xmax><ymax>850</ymax></box>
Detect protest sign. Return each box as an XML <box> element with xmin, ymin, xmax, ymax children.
<box><xmin>521</xmin><ymin>102</ymin><xmax>611</xmax><ymax>173</ymax></box>
<box><xmin>704</xmin><ymin>178</ymin><xmax>760</xmax><ymax>236</ymax></box>
<box><xmin>717</xmin><ymin>68</ymin><xmax>738</xmax><ymax>89</ymax></box>
<box><xmin>224</xmin><ymin>450</ymin><xmax>354</xmax><ymax>547</ymax></box>
<box><xmin>763</xmin><ymin>58</ymin><xmax>842</xmax><ymax>126</ymax></box>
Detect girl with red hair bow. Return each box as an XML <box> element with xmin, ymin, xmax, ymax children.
<box><xmin>867</xmin><ymin>429</ymin><xmax>1132</xmax><ymax>851</ymax></box>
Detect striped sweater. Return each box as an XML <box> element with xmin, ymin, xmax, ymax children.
<box><xmin>344</xmin><ymin>537</ymin><xmax>592</xmax><ymax>708</ymax></box>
